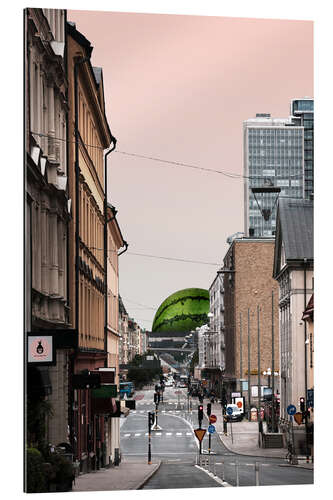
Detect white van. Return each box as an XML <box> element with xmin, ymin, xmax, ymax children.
<box><xmin>226</xmin><ymin>404</ymin><xmax>243</xmax><ymax>421</ymax></box>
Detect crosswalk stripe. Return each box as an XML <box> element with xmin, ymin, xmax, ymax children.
<box><xmin>134</xmin><ymin>433</ymin><xmax>141</xmax><ymax>437</ymax></box>
<box><xmin>155</xmin><ymin>432</ymin><xmax>162</xmax><ymax>436</ymax></box>
<box><xmin>186</xmin><ymin>432</ymin><xmax>192</xmax><ymax>436</ymax></box>
<box><xmin>166</xmin><ymin>432</ymin><xmax>172</xmax><ymax>436</ymax></box>
<box><xmin>124</xmin><ymin>434</ymin><xmax>130</xmax><ymax>437</ymax></box>
<box><xmin>176</xmin><ymin>432</ymin><xmax>182</xmax><ymax>436</ymax></box>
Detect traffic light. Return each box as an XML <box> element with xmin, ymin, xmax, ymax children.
<box><xmin>207</xmin><ymin>403</ymin><xmax>211</xmax><ymax>417</ymax></box>
<box><xmin>300</xmin><ymin>397</ymin><xmax>305</xmax><ymax>413</ymax></box>
<box><xmin>154</xmin><ymin>392</ymin><xmax>159</xmax><ymax>404</ymax></box>
<box><xmin>198</xmin><ymin>404</ymin><xmax>204</xmax><ymax>426</ymax></box>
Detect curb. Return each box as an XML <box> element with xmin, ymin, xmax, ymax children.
<box><xmin>136</xmin><ymin>461</ymin><xmax>162</xmax><ymax>489</ymax></box>
<box><xmin>278</xmin><ymin>463</ymin><xmax>314</xmax><ymax>470</ymax></box>
<box><xmin>215</xmin><ymin>431</ymin><xmax>285</xmax><ymax>459</ymax></box>
<box><xmin>203</xmin><ymin>409</ymin><xmax>285</xmax><ymax>460</ymax></box>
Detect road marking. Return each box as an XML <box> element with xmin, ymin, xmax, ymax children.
<box><xmin>166</xmin><ymin>432</ymin><xmax>172</xmax><ymax>436</ymax></box>
<box><xmin>124</xmin><ymin>434</ymin><xmax>131</xmax><ymax>437</ymax></box>
<box><xmin>186</xmin><ymin>432</ymin><xmax>192</xmax><ymax>436</ymax></box>
<box><xmin>176</xmin><ymin>432</ymin><xmax>182</xmax><ymax>436</ymax></box>
<box><xmin>134</xmin><ymin>433</ymin><xmax>141</xmax><ymax>437</ymax></box>
<box><xmin>132</xmin><ymin>411</ymin><xmax>137</xmax><ymax>414</ymax></box>
<box><xmin>155</xmin><ymin>432</ymin><xmax>162</xmax><ymax>436</ymax></box>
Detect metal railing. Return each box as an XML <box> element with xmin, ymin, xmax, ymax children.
<box><xmin>197</xmin><ymin>455</ymin><xmax>262</xmax><ymax>486</ymax></box>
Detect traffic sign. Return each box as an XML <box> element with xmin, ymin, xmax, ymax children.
<box><xmin>194</xmin><ymin>428</ymin><xmax>206</xmax><ymax>442</ymax></box>
<box><xmin>209</xmin><ymin>414</ymin><xmax>217</xmax><ymax>424</ymax></box>
<box><xmin>237</xmin><ymin>401</ymin><xmax>242</xmax><ymax>408</ymax></box>
<box><xmin>287</xmin><ymin>404</ymin><xmax>296</xmax><ymax>416</ymax></box>
<box><xmin>226</xmin><ymin>406</ymin><xmax>233</xmax><ymax>415</ymax></box>
<box><xmin>294</xmin><ymin>412</ymin><xmax>303</xmax><ymax>425</ymax></box>
<box><xmin>208</xmin><ymin>425</ymin><xmax>216</xmax><ymax>434</ymax></box>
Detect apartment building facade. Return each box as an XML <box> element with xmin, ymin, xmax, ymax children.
<box><xmin>273</xmin><ymin>198</ymin><xmax>313</xmax><ymax>420</ymax></box>
<box><xmin>25</xmin><ymin>7</ymin><xmax>72</xmax><ymax>449</ymax></box>
<box><xmin>67</xmin><ymin>20</ymin><xmax>114</xmax><ymax>471</ymax></box>
<box><xmin>223</xmin><ymin>238</ymin><xmax>280</xmax><ymax>411</ymax></box>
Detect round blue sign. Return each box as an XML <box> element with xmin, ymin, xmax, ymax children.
<box><xmin>226</xmin><ymin>407</ymin><xmax>233</xmax><ymax>415</ymax></box>
<box><xmin>208</xmin><ymin>425</ymin><xmax>215</xmax><ymax>434</ymax></box>
<box><xmin>287</xmin><ymin>404</ymin><xmax>297</xmax><ymax>416</ymax></box>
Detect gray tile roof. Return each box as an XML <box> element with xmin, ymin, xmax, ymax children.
<box><xmin>278</xmin><ymin>197</ymin><xmax>313</xmax><ymax>260</ymax></box>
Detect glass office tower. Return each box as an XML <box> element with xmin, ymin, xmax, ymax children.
<box><xmin>291</xmin><ymin>98</ymin><xmax>314</xmax><ymax>199</ymax></box>
<box><xmin>243</xmin><ymin>114</ymin><xmax>304</xmax><ymax>237</ymax></box>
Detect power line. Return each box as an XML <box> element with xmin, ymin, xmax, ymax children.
<box><xmin>126</xmin><ymin>252</ymin><xmax>220</xmax><ymax>266</ymax></box>
<box><xmin>115</xmin><ymin>150</ymin><xmax>243</xmax><ymax>179</ymax></box>
<box><xmin>121</xmin><ymin>297</ymin><xmax>157</xmax><ymax>310</ymax></box>
<box><xmin>31</xmin><ymin>131</ymin><xmax>303</xmax><ymax>180</ymax></box>
<box><xmin>86</xmin><ymin>246</ymin><xmax>220</xmax><ymax>266</ymax></box>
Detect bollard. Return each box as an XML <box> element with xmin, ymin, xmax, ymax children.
<box><xmin>235</xmin><ymin>461</ymin><xmax>239</xmax><ymax>487</ymax></box>
<box><xmin>255</xmin><ymin>462</ymin><xmax>260</xmax><ymax>486</ymax></box>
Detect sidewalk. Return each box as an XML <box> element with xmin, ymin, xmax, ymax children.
<box><xmin>203</xmin><ymin>399</ymin><xmax>313</xmax><ymax>469</ymax></box>
<box><xmin>72</xmin><ymin>460</ymin><xmax>161</xmax><ymax>492</ymax></box>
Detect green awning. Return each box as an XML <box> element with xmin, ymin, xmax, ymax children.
<box><xmin>92</xmin><ymin>384</ymin><xmax>117</xmax><ymax>398</ymax></box>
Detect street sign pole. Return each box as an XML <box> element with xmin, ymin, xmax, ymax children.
<box><xmin>208</xmin><ymin>432</ymin><xmax>211</xmax><ymax>454</ymax></box>
<box><xmin>148</xmin><ymin>412</ymin><xmax>152</xmax><ymax>464</ymax></box>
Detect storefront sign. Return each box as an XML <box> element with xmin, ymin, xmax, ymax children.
<box><xmin>28</xmin><ymin>335</ymin><xmax>54</xmax><ymax>365</ymax></box>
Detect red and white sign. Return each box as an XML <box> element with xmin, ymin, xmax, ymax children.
<box><xmin>28</xmin><ymin>336</ymin><xmax>53</xmax><ymax>363</ymax></box>
<box><xmin>209</xmin><ymin>414</ymin><xmax>217</xmax><ymax>424</ymax></box>
<box><xmin>234</xmin><ymin>397</ymin><xmax>245</xmax><ymax>413</ymax></box>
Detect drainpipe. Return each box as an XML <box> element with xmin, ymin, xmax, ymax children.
<box><xmin>104</xmin><ymin>138</ymin><xmax>117</xmax><ymax>366</ymax></box>
<box><xmin>303</xmin><ymin>258</ymin><xmax>309</xmax><ymax>460</ymax></box>
<box><xmin>74</xmin><ymin>57</ymin><xmax>89</xmax><ymax>336</ymax></box>
<box><xmin>118</xmin><ymin>241</ymin><xmax>129</xmax><ymax>257</ymax></box>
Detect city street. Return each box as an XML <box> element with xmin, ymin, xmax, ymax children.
<box><xmin>119</xmin><ymin>387</ymin><xmax>314</xmax><ymax>489</ymax></box>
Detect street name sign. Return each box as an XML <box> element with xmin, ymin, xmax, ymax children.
<box><xmin>208</xmin><ymin>425</ymin><xmax>216</xmax><ymax>434</ymax></box>
<box><xmin>226</xmin><ymin>407</ymin><xmax>233</xmax><ymax>415</ymax></box>
<box><xmin>287</xmin><ymin>404</ymin><xmax>296</xmax><ymax>416</ymax></box>
<box><xmin>209</xmin><ymin>414</ymin><xmax>217</xmax><ymax>424</ymax></box>
<box><xmin>194</xmin><ymin>428</ymin><xmax>206</xmax><ymax>442</ymax></box>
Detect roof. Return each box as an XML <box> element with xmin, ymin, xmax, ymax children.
<box><xmin>273</xmin><ymin>197</ymin><xmax>313</xmax><ymax>277</ymax></box>
<box><xmin>278</xmin><ymin>198</ymin><xmax>313</xmax><ymax>260</ymax></box>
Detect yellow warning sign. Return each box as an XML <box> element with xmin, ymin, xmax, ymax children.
<box><xmin>194</xmin><ymin>428</ymin><xmax>206</xmax><ymax>442</ymax></box>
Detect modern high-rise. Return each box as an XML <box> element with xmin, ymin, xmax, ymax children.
<box><xmin>290</xmin><ymin>98</ymin><xmax>314</xmax><ymax>199</ymax></box>
<box><xmin>243</xmin><ymin>114</ymin><xmax>304</xmax><ymax>237</ymax></box>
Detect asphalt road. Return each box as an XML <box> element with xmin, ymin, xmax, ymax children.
<box><xmin>120</xmin><ymin>387</ymin><xmax>313</xmax><ymax>489</ymax></box>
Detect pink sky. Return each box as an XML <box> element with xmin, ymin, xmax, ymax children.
<box><xmin>68</xmin><ymin>10</ymin><xmax>313</xmax><ymax>329</ymax></box>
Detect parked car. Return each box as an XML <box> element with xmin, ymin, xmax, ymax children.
<box><xmin>226</xmin><ymin>404</ymin><xmax>243</xmax><ymax>421</ymax></box>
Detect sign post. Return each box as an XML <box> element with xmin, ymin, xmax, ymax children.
<box><xmin>227</xmin><ymin>406</ymin><xmax>234</xmax><ymax>444</ymax></box>
<box><xmin>207</xmin><ymin>424</ymin><xmax>216</xmax><ymax>454</ymax></box>
<box><xmin>148</xmin><ymin>412</ymin><xmax>153</xmax><ymax>464</ymax></box>
<box><xmin>287</xmin><ymin>404</ymin><xmax>297</xmax><ymax>463</ymax></box>
<box><xmin>194</xmin><ymin>428</ymin><xmax>206</xmax><ymax>455</ymax></box>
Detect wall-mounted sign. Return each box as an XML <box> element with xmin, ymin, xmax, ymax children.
<box><xmin>28</xmin><ymin>335</ymin><xmax>54</xmax><ymax>365</ymax></box>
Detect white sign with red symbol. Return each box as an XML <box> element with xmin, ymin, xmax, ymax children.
<box><xmin>234</xmin><ymin>397</ymin><xmax>245</xmax><ymax>414</ymax></box>
<box><xmin>28</xmin><ymin>336</ymin><xmax>53</xmax><ymax>363</ymax></box>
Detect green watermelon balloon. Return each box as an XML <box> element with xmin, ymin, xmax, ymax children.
<box><xmin>152</xmin><ymin>288</ymin><xmax>210</xmax><ymax>333</ymax></box>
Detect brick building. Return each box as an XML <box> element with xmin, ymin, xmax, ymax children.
<box><xmin>223</xmin><ymin>237</ymin><xmax>280</xmax><ymax>412</ymax></box>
